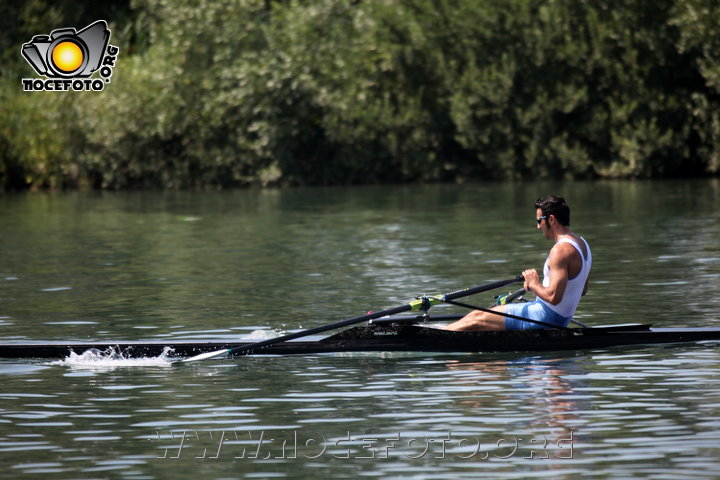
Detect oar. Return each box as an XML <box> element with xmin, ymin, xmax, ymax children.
<box><xmin>440</xmin><ymin>296</ymin><xmax>570</xmax><ymax>329</ymax></box>
<box><xmin>493</xmin><ymin>288</ymin><xmax>590</xmax><ymax>328</ymax></box>
<box><xmin>494</xmin><ymin>288</ymin><xmax>528</xmax><ymax>305</ymax></box>
<box><xmin>439</xmin><ymin>290</ymin><xmax>591</xmax><ymax>329</ymax></box>
<box><xmin>175</xmin><ymin>275</ymin><xmax>523</xmax><ymax>364</ymax></box>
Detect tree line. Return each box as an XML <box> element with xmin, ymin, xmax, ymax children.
<box><xmin>1</xmin><ymin>0</ymin><xmax>718</xmax><ymax>190</ymax></box>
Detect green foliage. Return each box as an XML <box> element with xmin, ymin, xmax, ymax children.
<box><xmin>1</xmin><ymin>0</ymin><xmax>719</xmax><ymax>189</ymax></box>
<box><xmin>0</xmin><ymin>83</ymin><xmax>78</xmax><ymax>189</ymax></box>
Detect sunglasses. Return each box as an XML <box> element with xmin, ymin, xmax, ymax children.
<box><xmin>536</xmin><ymin>215</ymin><xmax>547</xmax><ymax>225</ymax></box>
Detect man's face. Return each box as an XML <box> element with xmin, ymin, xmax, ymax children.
<box><xmin>536</xmin><ymin>208</ymin><xmax>551</xmax><ymax>238</ymax></box>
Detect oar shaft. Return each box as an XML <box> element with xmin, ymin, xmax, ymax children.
<box><xmin>178</xmin><ymin>275</ymin><xmax>524</xmax><ymax>363</ymax></box>
<box><xmin>231</xmin><ymin>276</ymin><xmax>523</xmax><ymax>356</ymax></box>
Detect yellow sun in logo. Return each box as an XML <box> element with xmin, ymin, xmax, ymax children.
<box><xmin>52</xmin><ymin>41</ymin><xmax>83</xmax><ymax>73</ymax></box>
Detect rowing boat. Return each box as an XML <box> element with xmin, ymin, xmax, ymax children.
<box><xmin>2</xmin><ymin>321</ymin><xmax>720</xmax><ymax>359</ymax></box>
<box><xmin>3</xmin><ymin>278</ymin><xmax>718</xmax><ymax>361</ymax></box>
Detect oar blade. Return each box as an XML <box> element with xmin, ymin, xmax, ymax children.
<box><xmin>175</xmin><ymin>348</ymin><xmax>230</xmax><ymax>364</ymax></box>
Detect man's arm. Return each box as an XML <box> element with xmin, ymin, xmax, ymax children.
<box><xmin>522</xmin><ymin>244</ymin><xmax>571</xmax><ymax>305</ymax></box>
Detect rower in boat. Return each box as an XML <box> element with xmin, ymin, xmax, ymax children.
<box><xmin>446</xmin><ymin>195</ymin><xmax>591</xmax><ymax>331</ymax></box>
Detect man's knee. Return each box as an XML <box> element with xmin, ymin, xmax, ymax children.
<box><xmin>445</xmin><ymin>308</ymin><xmax>507</xmax><ymax>331</ymax></box>
<box><xmin>460</xmin><ymin>310</ymin><xmax>505</xmax><ymax>330</ymax></box>
<box><xmin>482</xmin><ymin>312</ymin><xmax>501</xmax><ymax>329</ymax></box>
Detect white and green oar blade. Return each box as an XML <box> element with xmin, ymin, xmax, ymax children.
<box><xmin>175</xmin><ymin>348</ymin><xmax>230</xmax><ymax>364</ymax></box>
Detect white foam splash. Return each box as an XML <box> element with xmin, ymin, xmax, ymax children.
<box><xmin>51</xmin><ymin>346</ymin><xmax>175</xmax><ymax>369</ymax></box>
<box><xmin>243</xmin><ymin>329</ymin><xmax>284</xmax><ymax>340</ymax></box>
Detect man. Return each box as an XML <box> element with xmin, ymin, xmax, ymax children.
<box><xmin>446</xmin><ymin>195</ymin><xmax>591</xmax><ymax>331</ymax></box>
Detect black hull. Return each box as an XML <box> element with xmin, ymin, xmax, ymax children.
<box><xmin>1</xmin><ymin>324</ymin><xmax>720</xmax><ymax>359</ymax></box>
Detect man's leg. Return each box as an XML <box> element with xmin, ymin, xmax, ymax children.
<box><xmin>445</xmin><ymin>305</ymin><xmax>507</xmax><ymax>331</ymax></box>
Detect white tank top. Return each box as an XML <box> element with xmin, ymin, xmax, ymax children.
<box><xmin>538</xmin><ymin>236</ymin><xmax>591</xmax><ymax>318</ymax></box>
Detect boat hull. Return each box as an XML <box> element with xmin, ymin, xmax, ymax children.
<box><xmin>1</xmin><ymin>324</ymin><xmax>720</xmax><ymax>359</ymax></box>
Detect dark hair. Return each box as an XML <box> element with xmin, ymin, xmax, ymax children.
<box><xmin>535</xmin><ymin>195</ymin><xmax>570</xmax><ymax>226</ymax></box>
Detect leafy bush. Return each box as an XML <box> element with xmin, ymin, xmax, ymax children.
<box><xmin>1</xmin><ymin>0</ymin><xmax>718</xmax><ymax>189</ymax></box>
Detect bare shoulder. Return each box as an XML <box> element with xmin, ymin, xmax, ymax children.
<box><xmin>551</xmin><ymin>241</ymin><xmax>576</xmax><ymax>256</ymax></box>
<box><xmin>566</xmin><ymin>234</ymin><xmax>588</xmax><ymax>257</ymax></box>
<box><xmin>549</xmin><ymin>241</ymin><xmax>580</xmax><ymax>265</ymax></box>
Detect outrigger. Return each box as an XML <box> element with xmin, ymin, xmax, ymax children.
<box><xmin>1</xmin><ymin>277</ymin><xmax>719</xmax><ymax>361</ymax></box>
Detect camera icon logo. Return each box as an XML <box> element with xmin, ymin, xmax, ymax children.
<box><xmin>21</xmin><ymin>20</ymin><xmax>119</xmax><ymax>92</ymax></box>
<box><xmin>22</xmin><ymin>20</ymin><xmax>110</xmax><ymax>78</ymax></box>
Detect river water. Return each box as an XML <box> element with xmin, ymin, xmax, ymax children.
<box><xmin>1</xmin><ymin>180</ymin><xmax>719</xmax><ymax>479</ymax></box>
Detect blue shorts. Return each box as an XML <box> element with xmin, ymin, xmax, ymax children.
<box><xmin>504</xmin><ymin>300</ymin><xmax>570</xmax><ymax>330</ymax></box>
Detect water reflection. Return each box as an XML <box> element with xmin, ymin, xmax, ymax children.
<box><xmin>444</xmin><ymin>356</ymin><xmax>583</xmax><ymax>449</ymax></box>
